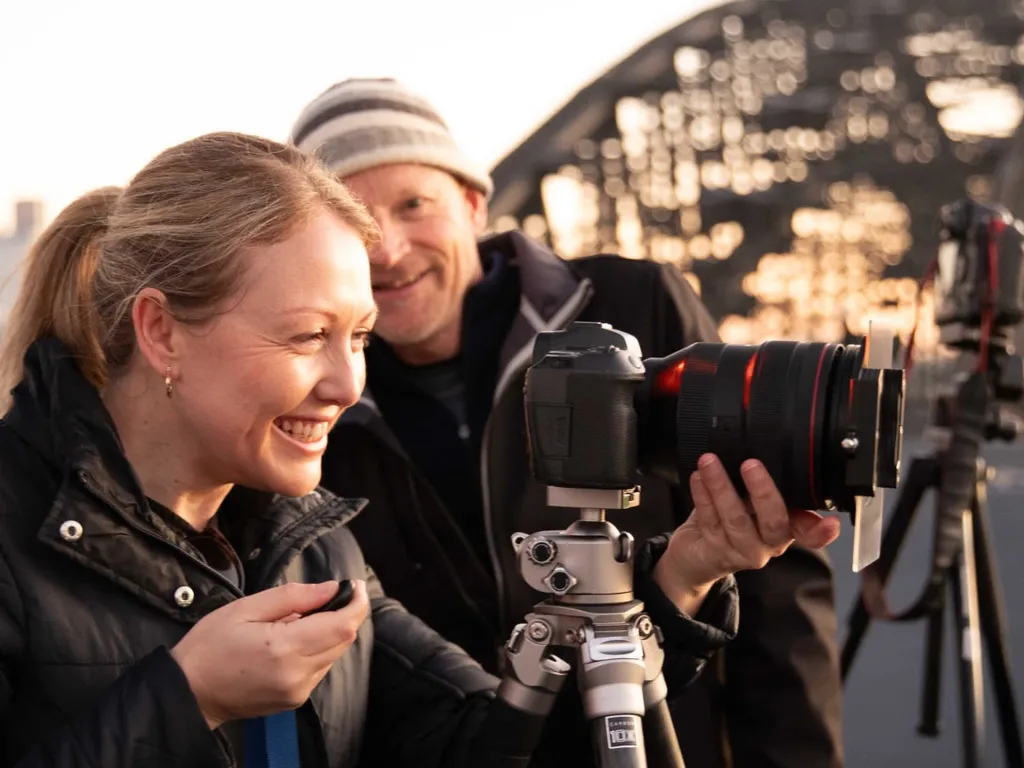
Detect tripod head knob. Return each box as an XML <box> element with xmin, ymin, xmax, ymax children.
<box><xmin>511</xmin><ymin>519</ymin><xmax>635</xmax><ymax>602</ymax></box>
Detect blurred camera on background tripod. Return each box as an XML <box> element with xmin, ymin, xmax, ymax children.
<box><xmin>843</xmin><ymin>198</ymin><xmax>1024</xmax><ymax>768</ymax></box>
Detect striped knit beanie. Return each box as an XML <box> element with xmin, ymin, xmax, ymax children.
<box><xmin>290</xmin><ymin>78</ymin><xmax>494</xmax><ymax>198</ymax></box>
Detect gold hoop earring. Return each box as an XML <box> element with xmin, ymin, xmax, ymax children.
<box><xmin>164</xmin><ymin>366</ymin><xmax>173</xmax><ymax>399</ymax></box>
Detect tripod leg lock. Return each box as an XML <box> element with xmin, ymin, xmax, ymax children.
<box><xmin>640</xmin><ymin>624</ymin><xmax>669</xmax><ymax>710</ymax></box>
<box><xmin>577</xmin><ymin>619</ymin><xmax>665</xmax><ymax>720</ymax></box>
<box><xmin>496</xmin><ymin>621</ymin><xmax>571</xmax><ymax>716</ymax></box>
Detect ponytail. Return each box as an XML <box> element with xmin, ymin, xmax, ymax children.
<box><xmin>0</xmin><ymin>187</ymin><xmax>121</xmax><ymax>410</ymax></box>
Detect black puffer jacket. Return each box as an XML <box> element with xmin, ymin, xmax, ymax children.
<box><xmin>0</xmin><ymin>337</ymin><xmax>738</xmax><ymax>767</ymax></box>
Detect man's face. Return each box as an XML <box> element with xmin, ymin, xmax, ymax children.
<box><xmin>342</xmin><ymin>164</ymin><xmax>487</xmax><ymax>365</ymax></box>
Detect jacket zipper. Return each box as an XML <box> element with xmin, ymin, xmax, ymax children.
<box><xmin>480</xmin><ymin>278</ymin><xmax>594</xmax><ymax>637</ymax></box>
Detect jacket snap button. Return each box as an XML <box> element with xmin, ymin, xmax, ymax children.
<box><xmin>174</xmin><ymin>586</ymin><xmax>195</xmax><ymax>608</ymax></box>
<box><xmin>59</xmin><ymin>520</ymin><xmax>83</xmax><ymax>542</ymax></box>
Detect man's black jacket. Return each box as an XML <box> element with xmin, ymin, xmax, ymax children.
<box><xmin>0</xmin><ymin>336</ymin><xmax>738</xmax><ymax>767</ymax></box>
<box><xmin>321</xmin><ymin>231</ymin><xmax>844</xmax><ymax>767</ymax></box>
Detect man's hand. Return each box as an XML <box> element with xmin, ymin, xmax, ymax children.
<box><xmin>653</xmin><ymin>453</ymin><xmax>840</xmax><ymax>616</ymax></box>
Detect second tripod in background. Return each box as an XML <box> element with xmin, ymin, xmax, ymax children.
<box><xmin>842</xmin><ymin>198</ymin><xmax>1024</xmax><ymax>768</ymax></box>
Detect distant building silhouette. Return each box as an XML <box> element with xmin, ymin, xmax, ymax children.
<box><xmin>0</xmin><ymin>200</ymin><xmax>44</xmax><ymax>324</ymax></box>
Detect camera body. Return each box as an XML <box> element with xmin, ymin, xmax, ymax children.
<box><xmin>934</xmin><ymin>199</ymin><xmax>1024</xmax><ymax>351</ymax></box>
<box><xmin>526</xmin><ymin>323</ymin><xmax>645</xmax><ymax>489</ymax></box>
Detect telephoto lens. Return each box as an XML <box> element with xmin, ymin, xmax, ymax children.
<box><xmin>636</xmin><ymin>336</ymin><xmax>904</xmax><ymax>514</ymax></box>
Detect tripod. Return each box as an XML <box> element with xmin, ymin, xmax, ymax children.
<box><xmin>841</xmin><ymin>366</ymin><xmax>1024</xmax><ymax>768</ymax></box>
<box><xmin>494</xmin><ymin>485</ymin><xmax>684</xmax><ymax>768</ymax></box>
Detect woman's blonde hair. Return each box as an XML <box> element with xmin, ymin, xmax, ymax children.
<box><xmin>0</xmin><ymin>132</ymin><xmax>379</xmax><ymax>409</ymax></box>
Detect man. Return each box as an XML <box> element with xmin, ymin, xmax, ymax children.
<box><xmin>290</xmin><ymin>78</ymin><xmax>844</xmax><ymax>768</ymax></box>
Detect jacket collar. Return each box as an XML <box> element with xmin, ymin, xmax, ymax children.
<box><xmin>6</xmin><ymin>337</ymin><xmax>366</xmax><ymax>622</ymax></box>
<box><xmin>6</xmin><ymin>337</ymin><xmax>139</xmax><ymax>503</ymax></box>
<box><xmin>481</xmin><ymin>230</ymin><xmax>593</xmax><ymax>407</ymax></box>
<box><xmin>481</xmin><ymin>230</ymin><xmax>583</xmax><ymax>323</ymax></box>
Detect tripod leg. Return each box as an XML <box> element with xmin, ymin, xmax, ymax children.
<box><xmin>643</xmin><ymin>679</ymin><xmax>685</xmax><ymax>768</ymax></box>
<box><xmin>842</xmin><ymin>457</ymin><xmax>937</xmax><ymax>681</ymax></box>
<box><xmin>589</xmin><ymin>714</ymin><xmax>647</xmax><ymax>768</ymax></box>
<box><xmin>576</xmin><ymin>620</ymin><xmax>649</xmax><ymax>768</ymax></box>
<box><xmin>918</xmin><ymin>595</ymin><xmax>946</xmax><ymax>737</ymax></box>
<box><xmin>972</xmin><ymin>474</ymin><xmax>1024</xmax><ymax>767</ymax></box>
<box><xmin>487</xmin><ymin>619</ymin><xmax>572</xmax><ymax>766</ymax></box>
<box><xmin>578</xmin><ymin>619</ymin><xmax>685</xmax><ymax>768</ymax></box>
<box><xmin>579</xmin><ymin>643</ymin><xmax>650</xmax><ymax>768</ymax></box>
<box><xmin>951</xmin><ymin>519</ymin><xmax>986</xmax><ymax>768</ymax></box>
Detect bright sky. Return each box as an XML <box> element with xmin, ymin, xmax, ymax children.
<box><xmin>0</xmin><ymin>0</ymin><xmax>719</xmax><ymax>233</ymax></box>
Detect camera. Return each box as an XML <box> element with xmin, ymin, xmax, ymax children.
<box><xmin>524</xmin><ymin>322</ymin><xmax>906</xmax><ymax>571</ymax></box>
<box><xmin>841</xmin><ymin>202</ymin><xmax>1024</xmax><ymax>766</ymax></box>
<box><xmin>935</xmin><ymin>199</ymin><xmax>1024</xmax><ymax>352</ymax></box>
<box><xmin>499</xmin><ymin>323</ymin><xmax>904</xmax><ymax>766</ymax></box>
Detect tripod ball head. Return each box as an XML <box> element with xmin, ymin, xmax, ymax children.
<box><xmin>511</xmin><ymin>521</ymin><xmax>635</xmax><ymax>602</ymax></box>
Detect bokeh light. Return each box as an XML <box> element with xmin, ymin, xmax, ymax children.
<box><xmin>488</xmin><ymin>0</ymin><xmax>1024</xmax><ymax>371</ymax></box>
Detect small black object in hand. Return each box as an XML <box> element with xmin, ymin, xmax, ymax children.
<box><xmin>305</xmin><ymin>579</ymin><xmax>355</xmax><ymax>615</ymax></box>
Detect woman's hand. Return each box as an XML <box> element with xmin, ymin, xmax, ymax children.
<box><xmin>171</xmin><ymin>579</ymin><xmax>370</xmax><ymax>729</ymax></box>
<box><xmin>653</xmin><ymin>454</ymin><xmax>840</xmax><ymax>616</ymax></box>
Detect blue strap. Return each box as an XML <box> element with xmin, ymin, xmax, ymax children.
<box><xmin>243</xmin><ymin>711</ymin><xmax>301</xmax><ymax>768</ymax></box>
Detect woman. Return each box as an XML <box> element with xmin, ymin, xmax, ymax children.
<box><xmin>0</xmin><ymin>131</ymin><xmax>838</xmax><ymax>767</ymax></box>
